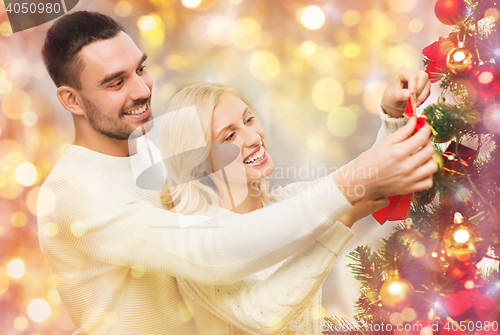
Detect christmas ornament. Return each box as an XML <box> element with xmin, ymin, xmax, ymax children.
<box><xmin>442</xmin><ymin>141</ymin><xmax>478</xmax><ymax>175</ymax></box>
<box><xmin>423</xmin><ymin>34</ymin><xmax>458</xmax><ymax>82</ymax></box>
<box><xmin>467</xmin><ymin>63</ymin><xmax>500</xmax><ymax>103</ymax></box>
<box><xmin>443</xmin><ymin>290</ymin><xmax>496</xmax><ymax>325</ymax></box>
<box><xmin>393</xmin><ymin>219</ymin><xmax>424</xmax><ymax>244</ymax></box>
<box><xmin>446</xmin><ymin>44</ymin><xmax>473</xmax><ymax>74</ymax></box>
<box><xmin>434</xmin><ymin>0</ymin><xmax>467</xmax><ymax>25</ymax></box>
<box><xmin>443</xmin><ymin>213</ymin><xmax>486</xmax><ymax>263</ymax></box>
<box><xmin>372</xmin><ymin>194</ymin><xmax>411</xmax><ymax>224</ymax></box>
<box><xmin>424</xmin><ymin>240</ymin><xmax>447</xmax><ymax>272</ymax></box>
<box><xmin>433</xmin><ymin>151</ymin><xmax>444</xmax><ymax>173</ymax></box>
<box><xmin>445</xmin><ymin>262</ymin><xmax>477</xmax><ymax>280</ymax></box>
<box><xmin>380</xmin><ymin>271</ymin><xmax>415</xmax><ymax>311</ymax></box>
<box><xmin>373</xmin><ymin>94</ymin><xmax>422</xmax><ymax>224</ymax></box>
<box><xmin>416</xmin><ymin>187</ymin><xmax>437</xmax><ymax>206</ymax></box>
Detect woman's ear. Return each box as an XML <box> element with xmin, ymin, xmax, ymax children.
<box><xmin>56</xmin><ymin>86</ymin><xmax>85</xmax><ymax>116</ymax></box>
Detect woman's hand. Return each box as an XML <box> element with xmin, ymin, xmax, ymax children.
<box><xmin>338</xmin><ymin>197</ymin><xmax>390</xmax><ymax>228</ymax></box>
<box><xmin>381</xmin><ymin>66</ymin><xmax>431</xmax><ymax>118</ymax></box>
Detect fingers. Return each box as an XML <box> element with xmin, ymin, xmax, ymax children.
<box><xmin>405</xmin><ymin>141</ymin><xmax>435</xmax><ymax>169</ymax></box>
<box><xmin>395</xmin><ymin>123</ymin><xmax>432</xmax><ymax>155</ymax></box>
<box><xmin>394</xmin><ymin>88</ymin><xmax>410</xmax><ymax>101</ymax></box>
<box><xmin>395</xmin><ymin>67</ymin><xmax>431</xmax><ymax>105</ymax></box>
<box><xmin>407</xmin><ymin>175</ymin><xmax>434</xmax><ymax>193</ymax></box>
<box><xmin>417</xmin><ymin>79</ymin><xmax>431</xmax><ymax>106</ymax></box>
<box><xmin>407</xmin><ymin>160</ymin><xmax>438</xmax><ymax>192</ymax></box>
<box><xmin>382</xmin><ymin>116</ymin><xmax>417</xmax><ymax>144</ymax></box>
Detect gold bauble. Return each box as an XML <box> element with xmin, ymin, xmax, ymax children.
<box><xmin>446</xmin><ymin>47</ymin><xmax>473</xmax><ymax>75</ymax></box>
<box><xmin>393</xmin><ymin>222</ymin><xmax>424</xmax><ymax>244</ymax></box>
<box><xmin>433</xmin><ymin>151</ymin><xmax>444</xmax><ymax>172</ymax></box>
<box><xmin>442</xmin><ymin>213</ymin><xmax>485</xmax><ymax>263</ymax></box>
<box><xmin>431</xmin><ymin>132</ymin><xmax>456</xmax><ymax>143</ymax></box>
<box><xmin>380</xmin><ymin>273</ymin><xmax>415</xmax><ymax>311</ymax></box>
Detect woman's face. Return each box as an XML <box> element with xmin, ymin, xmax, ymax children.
<box><xmin>211</xmin><ymin>94</ymin><xmax>274</xmax><ymax>183</ymax></box>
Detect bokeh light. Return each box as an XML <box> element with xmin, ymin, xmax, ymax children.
<box><xmin>2</xmin><ymin>89</ymin><xmax>31</xmax><ymax>119</ymax></box>
<box><xmin>230</xmin><ymin>18</ymin><xmax>261</xmax><ymax>50</ymax></box>
<box><xmin>327</xmin><ymin>107</ymin><xmax>358</xmax><ymax>138</ymax></box>
<box><xmin>114</xmin><ymin>1</ymin><xmax>132</xmax><ymax>17</ymax></box>
<box><xmin>312</xmin><ymin>78</ymin><xmax>344</xmax><ymax>112</ymax></box>
<box><xmin>15</xmin><ymin>162</ymin><xmax>38</xmax><ymax>186</ymax></box>
<box><xmin>363</xmin><ymin>81</ymin><xmax>387</xmax><ymax>114</ymax></box>
<box><xmin>409</xmin><ymin>18</ymin><xmax>424</xmax><ymax>33</ymax></box>
<box><xmin>6</xmin><ymin>258</ymin><xmax>25</xmax><ymax>279</ymax></box>
<box><xmin>71</xmin><ymin>221</ymin><xmax>86</xmax><ymax>237</ymax></box>
<box><xmin>137</xmin><ymin>15</ymin><xmax>156</xmax><ymax>31</ymax></box>
<box><xmin>249</xmin><ymin>51</ymin><xmax>280</xmax><ymax>81</ymax></box>
<box><xmin>22</xmin><ymin>111</ymin><xmax>38</xmax><ymax>126</ymax></box>
<box><xmin>182</xmin><ymin>0</ymin><xmax>202</xmax><ymax>9</ymax></box>
<box><xmin>206</xmin><ymin>16</ymin><xmax>233</xmax><ymax>45</ymax></box>
<box><xmin>0</xmin><ymin>267</ymin><xmax>9</xmax><ymax>295</ymax></box>
<box><xmin>485</xmin><ymin>7</ymin><xmax>499</xmax><ymax>21</ymax></box>
<box><xmin>13</xmin><ymin>316</ymin><xmax>29</xmax><ymax>330</ymax></box>
<box><xmin>300</xmin><ymin>6</ymin><xmax>325</xmax><ymax>30</ymax></box>
<box><xmin>11</xmin><ymin>211</ymin><xmax>28</xmax><ymax>228</ymax></box>
<box><xmin>343</xmin><ymin>43</ymin><xmax>360</xmax><ymax>58</ymax></box>
<box><xmin>342</xmin><ymin>10</ymin><xmax>361</xmax><ymax>26</ymax></box>
<box><xmin>388</xmin><ymin>0</ymin><xmax>417</xmax><ymax>12</ymax></box>
<box><xmin>27</xmin><ymin>299</ymin><xmax>52</xmax><ymax>322</ymax></box>
<box><xmin>301</xmin><ymin>40</ymin><xmax>317</xmax><ymax>56</ymax></box>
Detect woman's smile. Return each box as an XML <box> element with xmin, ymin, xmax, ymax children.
<box><xmin>243</xmin><ymin>145</ymin><xmax>268</xmax><ymax>167</ymax></box>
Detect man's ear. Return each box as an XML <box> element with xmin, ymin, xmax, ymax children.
<box><xmin>56</xmin><ymin>86</ymin><xmax>85</xmax><ymax>116</ymax></box>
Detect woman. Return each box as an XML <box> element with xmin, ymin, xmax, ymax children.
<box><xmin>158</xmin><ymin>82</ymin><xmax>390</xmax><ymax>334</ymax></box>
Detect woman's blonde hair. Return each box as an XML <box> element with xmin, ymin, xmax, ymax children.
<box><xmin>159</xmin><ymin>82</ymin><xmax>271</xmax><ymax>215</ymax></box>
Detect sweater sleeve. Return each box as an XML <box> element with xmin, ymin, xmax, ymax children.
<box><xmin>177</xmin><ymin>221</ymin><xmax>354</xmax><ymax>335</ymax></box>
<box><xmin>53</xmin><ymin>174</ymin><xmax>353</xmax><ymax>286</ymax></box>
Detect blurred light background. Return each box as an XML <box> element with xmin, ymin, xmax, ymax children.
<box><xmin>0</xmin><ymin>0</ymin><xmax>450</xmax><ymax>333</ymax></box>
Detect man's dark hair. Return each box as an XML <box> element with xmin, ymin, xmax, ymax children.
<box><xmin>41</xmin><ymin>11</ymin><xmax>125</xmax><ymax>89</ymax></box>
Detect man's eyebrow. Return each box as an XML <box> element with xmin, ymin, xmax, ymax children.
<box><xmin>216</xmin><ymin>107</ymin><xmax>251</xmax><ymax>140</ymax></box>
<box><xmin>98</xmin><ymin>53</ymin><xmax>148</xmax><ymax>86</ymax></box>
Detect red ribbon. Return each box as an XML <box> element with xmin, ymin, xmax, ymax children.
<box><xmin>373</xmin><ymin>94</ymin><xmax>426</xmax><ymax>225</ymax></box>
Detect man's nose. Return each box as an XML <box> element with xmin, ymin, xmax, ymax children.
<box><xmin>129</xmin><ymin>73</ymin><xmax>151</xmax><ymax>101</ymax></box>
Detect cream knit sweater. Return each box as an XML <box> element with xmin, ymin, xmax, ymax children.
<box><xmin>175</xmin><ymin>100</ymin><xmax>408</xmax><ymax>335</ymax></box>
<box><xmin>37</xmin><ymin>100</ymin><xmax>406</xmax><ymax>335</ymax></box>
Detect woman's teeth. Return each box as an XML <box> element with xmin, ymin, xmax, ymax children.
<box><xmin>124</xmin><ymin>104</ymin><xmax>147</xmax><ymax>115</ymax></box>
<box><xmin>244</xmin><ymin>146</ymin><xmax>265</xmax><ymax>164</ymax></box>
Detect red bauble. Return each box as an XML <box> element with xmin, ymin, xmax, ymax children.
<box><xmin>434</xmin><ymin>0</ymin><xmax>467</xmax><ymax>25</ymax></box>
<box><xmin>467</xmin><ymin>63</ymin><xmax>500</xmax><ymax>104</ymax></box>
<box><xmin>445</xmin><ymin>262</ymin><xmax>477</xmax><ymax>280</ymax></box>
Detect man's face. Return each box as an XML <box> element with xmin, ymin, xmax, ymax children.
<box><xmin>77</xmin><ymin>32</ymin><xmax>153</xmax><ymax>140</ymax></box>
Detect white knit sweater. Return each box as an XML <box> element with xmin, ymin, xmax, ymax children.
<box><xmin>37</xmin><ymin>100</ymin><xmax>406</xmax><ymax>334</ymax></box>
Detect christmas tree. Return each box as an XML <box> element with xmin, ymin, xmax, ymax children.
<box><xmin>344</xmin><ymin>0</ymin><xmax>500</xmax><ymax>334</ymax></box>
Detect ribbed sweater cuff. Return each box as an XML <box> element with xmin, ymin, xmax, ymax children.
<box><xmin>299</xmin><ymin>174</ymin><xmax>354</xmax><ymax>227</ymax></box>
<box><xmin>376</xmin><ymin>98</ymin><xmax>408</xmax><ymax>142</ymax></box>
<box><xmin>316</xmin><ymin>221</ymin><xmax>355</xmax><ymax>255</ymax></box>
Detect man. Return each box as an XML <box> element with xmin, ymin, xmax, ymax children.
<box><xmin>38</xmin><ymin>11</ymin><xmax>436</xmax><ymax>334</ymax></box>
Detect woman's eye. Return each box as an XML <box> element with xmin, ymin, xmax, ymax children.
<box><xmin>224</xmin><ymin>132</ymin><xmax>235</xmax><ymax>142</ymax></box>
<box><xmin>137</xmin><ymin>65</ymin><xmax>146</xmax><ymax>73</ymax></box>
<box><xmin>245</xmin><ymin>116</ymin><xmax>255</xmax><ymax>124</ymax></box>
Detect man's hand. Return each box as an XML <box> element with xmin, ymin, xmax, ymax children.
<box><xmin>381</xmin><ymin>66</ymin><xmax>431</xmax><ymax>118</ymax></box>
<box><xmin>332</xmin><ymin>117</ymin><xmax>438</xmax><ymax>205</ymax></box>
